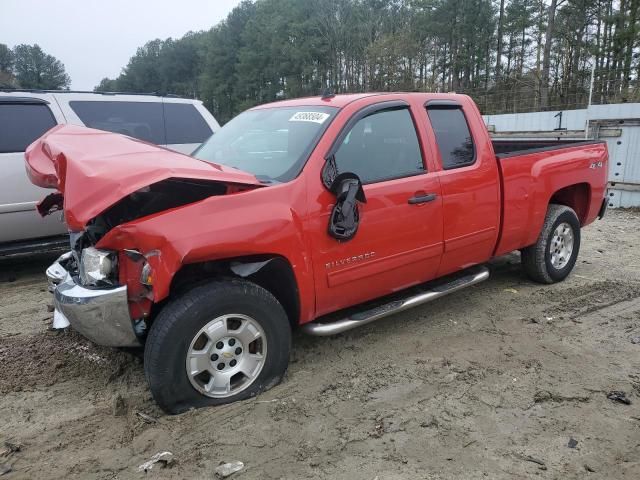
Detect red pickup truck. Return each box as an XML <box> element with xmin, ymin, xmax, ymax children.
<box><xmin>26</xmin><ymin>93</ymin><xmax>608</xmax><ymax>413</ymax></box>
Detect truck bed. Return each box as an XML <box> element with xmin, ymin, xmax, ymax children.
<box><xmin>493</xmin><ymin>140</ymin><xmax>608</xmax><ymax>257</ymax></box>
<box><xmin>492</xmin><ymin>139</ymin><xmax>598</xmax><ymax>157</ymax></box>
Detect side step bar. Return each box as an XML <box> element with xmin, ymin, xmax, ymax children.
<box><xmin>301</xmin><ymin>265</ymin><xmax>490</xmax><ymax>336</ymax></box>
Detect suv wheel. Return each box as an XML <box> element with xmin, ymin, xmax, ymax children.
<box><xmin>144</xmin><ymin>278</ymin><xmax>291</xmax><ymax>414</ymax></box>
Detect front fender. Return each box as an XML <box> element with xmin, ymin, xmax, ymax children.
<box><xmin>96</xmin><ymin>182</ymin><xmax>315</xmax><ymax>321</ymax></box>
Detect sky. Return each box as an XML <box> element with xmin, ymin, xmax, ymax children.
<box><xmin>0</xmin><ymin>0</ymin><xmax>243</xmax><ymax>90</ymax></box>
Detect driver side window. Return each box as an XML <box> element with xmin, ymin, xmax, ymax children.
<box><xmin>334</xmin><ymin>107</ymin><xmax>425</xmax><ymax>184</ymax></box>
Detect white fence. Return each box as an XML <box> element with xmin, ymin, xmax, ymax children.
<box><xmin>484</xmin><ymin>103</ymin><xmax>640</xmax><ymax>208</ymax></box>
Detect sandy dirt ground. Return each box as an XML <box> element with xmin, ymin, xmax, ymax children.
<box><xmin>1</xmin><ymin>209</ymin><xmax>639</xmax><ymax>480</ymax></box>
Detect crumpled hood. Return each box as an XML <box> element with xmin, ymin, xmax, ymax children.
<box><xmin>25</xmin><ymin>125</ymin><xmax>263</xmax><ymax>231</ymax></box>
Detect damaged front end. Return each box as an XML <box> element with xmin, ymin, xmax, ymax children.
<box><xmin>27</xmin><ymin>125</ymin><xmax>264</xmax><ymax>346</ymax></box>
<box><xmin>67</xmin><ymin>177</ymin><xmax>255</xmax><ymax>339</ymax></box>
<box><xmin>46</xmin><ymin>251</ymin><xmax>138</xmax><ymax>346</ymax></box>
<box><xmin>44</xmin><ymin>241</ymin><xmax>155</xmax><ymax>346</ymax></box>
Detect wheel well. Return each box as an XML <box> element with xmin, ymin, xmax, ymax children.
<box><xmin>549</xmin><ymin>183</ymin><xmax>591</xmax><ymax>225</ymax></box>
<box><xmin>167</xmin><ymin>255</ymin><xmax>300</xmax><ymax>327</ymax></box>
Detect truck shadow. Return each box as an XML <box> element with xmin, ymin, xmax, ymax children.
<box><xmin>0</xmin><ymin>249</ymin><xmax>64</xmax><ymax>283</ymax></box>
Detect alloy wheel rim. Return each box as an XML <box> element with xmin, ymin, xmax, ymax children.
<box><xmin>549</xmin><ymin>222</ymin><xmax>574</xmax><ymax>270</ymax></box>
<box><xmin>185</xmin><ymin>314</ymin><xmax>267</xmax><ymax>398</ymax></box>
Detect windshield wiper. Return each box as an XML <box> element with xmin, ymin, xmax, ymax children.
<box><xmin>255</xmin><ymin>175</ymin><xmax>279</xmax><ymax>185</ymax></box>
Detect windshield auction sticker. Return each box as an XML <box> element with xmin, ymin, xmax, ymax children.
<box><xmin>289</xmin><ymin>112</ymin><xmax>330</xmax><ymax>124</ymax></box>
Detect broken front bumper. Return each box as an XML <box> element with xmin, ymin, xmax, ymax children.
<box><xmin>46</xmin><ymin>253</ymin><xmax>141</xmax><ymax>347</ymax></box>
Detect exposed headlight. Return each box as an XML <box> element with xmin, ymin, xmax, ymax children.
<box><xmin>79</xmin><ymin>247</ymin><xmax>114</xmax><ymax>286</ymax></box>
<box><xmin>140</xmin><ymin>262</ymin><xmax>154</xmax><ymax>287</ymax></box>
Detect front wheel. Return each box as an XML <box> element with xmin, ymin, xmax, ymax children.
<box><xmin>521</xmin><ymin>204</ymin><xmax>581</xmax><ymax>284</ymax></box>
<box><xmin>144</xmin><ymin>278</ymin><xmax>291</xmax><ymax>414</ymax></box>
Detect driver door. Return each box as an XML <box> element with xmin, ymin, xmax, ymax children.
<box><xmin>308</xmin><ymin>104</ymin><xmax>444</xmax><ymax>317</ymax></box>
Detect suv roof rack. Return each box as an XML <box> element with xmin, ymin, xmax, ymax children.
<box><xmin>0</xmin><ymin>88</ymin><xmax>187</xmax><ymax>98</ymax></box>
<box><xmin>0</xmin><ymin>96</ymin><xmax>49</xmax><ymax>105</ymax></box>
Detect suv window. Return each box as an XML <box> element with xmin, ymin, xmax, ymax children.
<box><xmin>164</xmin><ymin>103</ymin><xmax>213</xmax><ymax>144</ymax></box>
<box><xmin>334</xmin><ymin>108</ymin><xmax>424</xmax><ymax>183</ymax></box>
<box><xmin>69</xmin><ymin>101</ymin><xmax>165</xmax><ymax>144</ymax></box>
<box><xmin>426</xmin><ymin>107</ymin><xmax>475</xmax><ymax>169</ymax></box>
<box><xmin>0</xmin><ymin>103</ymin><xmax>57</xmax><ymax>153</ymax></box>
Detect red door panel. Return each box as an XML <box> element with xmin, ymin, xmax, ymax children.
<box><xmin>423</xmin><ymin>101</ymin><xmax>501</xmax><ymax>276</ymax></box>
<box><xmin>436</xmin><ymin>160</ymin><xmax>500</xmax><ymax>275</ymax></box>
<box><xmin>309</xmin><ymin>175</ymin><xmax>443</xmax><ymax>316</ymax></box>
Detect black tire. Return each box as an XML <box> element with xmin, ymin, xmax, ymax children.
<box><xmin>144</xmin><ymin>278</ymin><xmax>291</xmax><ymax>414</ymax></box>
<box><xmin>521</xmin><ymin>204</ymin><xmax>581</xmax><ymax>284</ymax></box>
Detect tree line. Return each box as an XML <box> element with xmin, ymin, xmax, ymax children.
<box><xmin>96</xmin><ymin>0</ymin><xmax>639</xmax><ymax>121</ymax></box>
<box><xmin>0</xmin><ymin>44</ymin><xmax>71</xmax><ymax>90</ymax></box>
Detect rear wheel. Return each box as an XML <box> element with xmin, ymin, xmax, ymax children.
<box><xmin>521</xmin><ymin>204</ymin><xmax>581</xmax><ymax>284</ymax></box>
<box><xmin>144</xmin><ymin>278</ymin><xmax>291</xmax><ymax>414</ymax></box>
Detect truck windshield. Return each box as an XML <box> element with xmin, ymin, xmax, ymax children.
<box><xmin>194</xmin><ymin>106</ymin><xmax>337</xmax><ymax>182</ymax></box>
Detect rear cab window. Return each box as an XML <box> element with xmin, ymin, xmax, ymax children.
<box><xmin>164</xmin><ymin>103</ymin><xmax>213</xmax><ymax>145</ymax></box>
<box><xmin>0</xmin><ymin>102</ymin><xmax>57</xmax><ymax>153</ymax></box>
<box><xmin>426</xmin><ymin>106</ymin><xmax>475</xmax><ymax>169</ymax></box>
<box><xmin>69</xmin><ymin>101</ymin><xmax>165</xmax><ymax>144</ymax></box>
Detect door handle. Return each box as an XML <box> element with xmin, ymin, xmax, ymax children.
<box><xmin>408</xmin><ymin>193</ymin><xmax>437</xmax><ymax>204</ymax></box>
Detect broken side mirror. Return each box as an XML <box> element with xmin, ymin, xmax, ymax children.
<box><xmin>327</xmin><ymin>171</ymin><xmax>366</xmax><ymax>241</ymax></box>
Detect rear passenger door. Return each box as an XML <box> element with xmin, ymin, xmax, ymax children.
<box><xmin>0</xmin><ymin>96</ymin><xmax>68</xmax><ymax>243</ymax></box>
<box><xmin>61</xmin><ymin>96</ymin><xmax>216</xmax><ymax>154</ymax></box>
<box><xmin>425</xmin><ymin>101</ymin><xmax>500</xmax><ymax>276</ymax></box>
<box><xmin>63</xmin><ymin>97</ymin><xmax>166</xmax><ymax>145</ymax></box>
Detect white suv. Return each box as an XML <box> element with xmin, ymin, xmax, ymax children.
<box><xmin>0</xmin><ymin>90</ymin><xmax>220</xmax><ymax>254</ymax></box>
